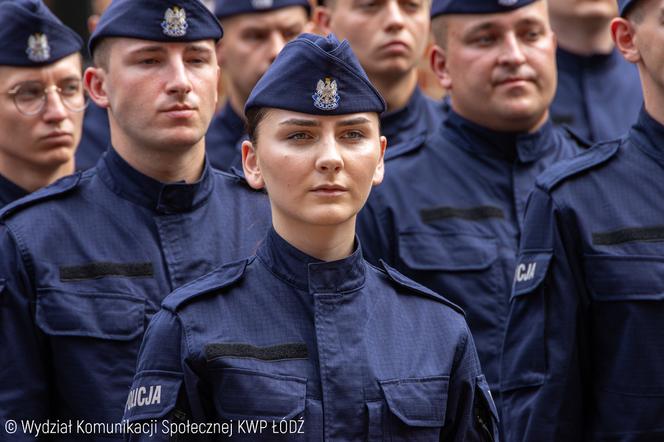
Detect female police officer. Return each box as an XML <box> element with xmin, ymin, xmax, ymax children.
<box><xmin>122</xmin><ymin>33</ymin><xmax>497</xmax><ymax>441</ymax></box>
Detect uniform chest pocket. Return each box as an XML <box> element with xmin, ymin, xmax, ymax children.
<box><xmin>35</xmin><ymin>288</ymin><xmax>145</xmax><ymax>340</ymax></box>
<box><xmin>584</xmin><ymin>254</ymin><xmax>664</xmax><ymax>396</ymax></box>
<box><xmin>375</xmin><ymin>376</ymin><xmax>448</xmax><ymax>441</ymax></box>
<box><xmin>210</xmin><ymin>367</ymin><xmax>307</xmax><ymax>440</ymax></box>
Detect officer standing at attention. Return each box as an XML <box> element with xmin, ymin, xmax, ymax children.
<box><xmin>357</xmin><ymin>0</ymin><xmax>587</xmax><ymax>415</ymax></box>
<box><xmin>0</xmin><ymin>0</ymin><xmax>270</xmax><ymax>440</ymax></box>
<box><xmin>0</xmin><ymin>0</ymin><xmax>84</xmax><ymax>206</ymax></box>
<box><xmin>314</xmin><ymin>0</ymin><xmax>446</xmax><ymax>156</ymax></box>
<box><xmin>123</xmin><ymin>32</ymin><xmax>498</xmax><ymax>441</ymax></box>
<box><xmin>204</xmin><ymin>0</ymin><xmax>310</xmax><ymax>171</ymax></box>
<box><xmin>501</xmin><ymin>0</ymin><xmax>664</xmax><ymax>439</ymax></box>
<box><xmin>548</xmin><ymin>0</ymin><xmax>643</xmax><ymax>142</ymax></box>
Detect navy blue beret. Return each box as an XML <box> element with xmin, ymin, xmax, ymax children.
<box><xmin>245</xmin><ymin>33</ymin><xmax>385</xmax><ymax>116</ymax></box>
<box><xmin>215</xmin><ymin>0</ymin><xmax>310</xmax><ymax>20</ymax></box>
<box><xmin>431</xmin><ymin>0</ymin><xmax>538</xmax><ymax>18</ymax></box>
<box><xmin>618</xmin><ymin>0</ymin><xmax>637</xmax><ymax>16</ymax></box>
<box><xmin>89</xmin><ymin>0</ymin><xmax>223</xmax><ymax>56</ymax></box>
<box><xmin>0</xmin><ymin>0</ymin><xmax>82</xmax><ymax>67</ymax></box>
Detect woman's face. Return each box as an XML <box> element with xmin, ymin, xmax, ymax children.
<box><xmin>242</xmin><ymin>108</ymin><xmax>386</xmax><ymax>232</ymax></box>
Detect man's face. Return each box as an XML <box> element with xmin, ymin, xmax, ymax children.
<box><xmin>95</xmin><ymin>38</ymin><xmax>219</xmax><ymax>152</ymax></box>
<box><xmin>548</xmin><ymin>0</ymin><xmax>618</xmax><ymax>21</ymax></box>
<box><xmin>625</xmin><ymin>0</ymin><xmax>664</xmax><ymax>101</ymax></box>
<box><xmin>437</xmin><ymin>0</ymin><xmax>557</xmax><ymax>132</ymax></box>
<box><xmin>0</xmin><ymin>53</ymin><xmax>84</xmax><ymax>171</ymax></box>
<box><xmin>218</xmin><ymin>7</ymin><xmax>308</xmax><ymax>105</ymax></box>
<box><xmin>321</xmin><ymin>0</ymin><xmax>430</xmax><ymax>80</ymax></box>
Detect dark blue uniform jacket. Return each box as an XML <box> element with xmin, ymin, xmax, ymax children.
<box><xmin>501</xmin><ymin>108</ymin><xmax>664</xmax><ymax>441</ymax></box>
<box><xmin>0</xmin><ymin>174</ymin><xmax>27</xmax><ymax>208</ymax></box>
<box><xmin>204</xmin><ymin>102</ymin><xmax>246</xmax><ymax>172</ymax></box>
<box><xmin>123</xmin><ymin>228</ymin><xmax>499</xmax><ymax>441</ymax></box>
<box><xmin>76</xmin><ymin>102</ymin><xmax>111</xmax><ymax>170</ymax></box>
<box><xmin>0</xmin><ymin>148</ymin><xmax>271</xmax><ymax>441</ymax></box>
<box><xmin>551</xmin><ymin>47</ymin><xmax>642</xmax><ymax>143</ymax></box>
<box><xmin>358</xmin><ymin>110</ymin><xmax>586</xmax><ymax>399</ymax></box>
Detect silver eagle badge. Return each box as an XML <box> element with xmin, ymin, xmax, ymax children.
<box><xmin>312</xmin><ymin>77</ymin><xmax>340</xmax><ymax>111</ymax></box>
<box><xmin>26</xmin><ymin>33</ymin><xmax>50</xmax><ymax>63</ymax></box>
<box><xmin>161</xmin><ymin>6</ymin><xmax>189</xmax><ymax>37</ymax></box>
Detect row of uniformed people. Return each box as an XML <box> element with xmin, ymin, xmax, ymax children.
<box><xmin>0</xmin><ymin>0</ymin><xmax>659</xmax><ymax>441</ymax></box>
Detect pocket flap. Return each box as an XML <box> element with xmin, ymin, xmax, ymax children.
<box><xmin>124</xmin><ymin>370</ymin><xmax>183</xmax><ymax>422</ymax></box>
<box><xmin>213</xmin><ymin>368</ymin><xmax>306</xmax><ymax>421</ymax></box>
<box><xmin>35</xmin><ymin>288</ymin><xmax>144</xmax><ymax>340</ymax></box>
<box><xmin>512</xmin><ymin>252</ymin><xmax>552</xmax><ymax>297</ymax></box>
<box><xmin>398</xmin><ymin>231</ymin><xmax>497</xmax><ymax>271</ymax></box>
<box><xmin>379</xmin><ymin>376</ymin><xmax>448</xmax><ymax>427</ymax></box>
<box><xmin>584</xmin><ymin>254</ymin><xmax>664</xmax><ymax>301</ymax></box>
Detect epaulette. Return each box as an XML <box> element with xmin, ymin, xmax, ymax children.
<box><xmin>0</xmin><ymin>173</ymin><xmax>81</xmax><ymax>220</ymax></box>
<box><xmin>384</xmin><ymin>134</ymin><xmax>426</xmax><ymax>162</ymax></box>
<box><xmin>561</xmin><ymin>125</ymin><xmax>592</xmax><ymax>149</ymax></box>
<box><xmin>536</xmin><ymin>139</ymin><xmax>621</xmax><ymax>192</ymax></box>
<box><xmin>162</xmin><ymin>258</ymin><xmax>250</xmax><ymax>311</ymax></box>
<box><xmin>379</xmin><ymin>260</ymin><xmax>465</xmax><ymax>316</ymax></box>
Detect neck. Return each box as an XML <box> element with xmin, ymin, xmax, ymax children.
<box><xmin>110</xmin><ymin>134</ymin><xmax>205</xmax><ymax>184</ymax></box>
<box><xmin>369</xmin><ymin>70</ymin><xmax>418</xmax><ymax>113</ymax></box>
<box><xmin>642</xmin><ymin>80</ymin><xmax>664</xmax><ymax>128</ymax></box>
<box><xmin>550</xmin><ymin>15</ymin><xmax>614</xmax><ymax>55</ymax></box>
<box><xmin>272</xmin><ymin>214</ymin><xmax>356</xmax><ymax>262</ymax></box>
<box><xmin>0</xmin><ymin>156</ymin><xmax>74</xmax><ymax>193</ymax></box>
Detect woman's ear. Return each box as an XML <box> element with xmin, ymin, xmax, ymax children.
<box><xmin>242</xmin><ymin>140</ymin><xmax>265</xmax><ymax>190</ymax></box>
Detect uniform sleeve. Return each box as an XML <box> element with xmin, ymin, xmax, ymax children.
<box><xmin>500</xmin><ymin>187</ymin><xmax>587</xmax><ymax>441</ymax></box>
<box><xmin>442</xmin><ymin>325</ymin><xmax>500</xmax><ymax>442</ymax></box>
<box><xmin>356</xmin><ymin>191</ymin><xmax>397</xmax><ymax>267</ymax></box>
<box><xmin>124</xmin><ymin>309</ymin><xmax>201</xmax><ymax>442</ymax></box>
<box><xmin>0</xmin><ymin>224</ymin><xmax>50</xmax><ymax>441</ymax></box>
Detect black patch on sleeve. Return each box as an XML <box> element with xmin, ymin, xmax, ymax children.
<box><xmin>60</xmin><ymin>262</ymin><xmax>154</xmax><ymax>281</ymax></box>
<box><xmin>205</xmin><ymin>343</ymin><xmax>309</xmax><ymax>362</ymax></box>
<box><xmin>420</xmin><ymin>206</ymin><xmax>504</xmax><ymax>223</ymax></box>
<box><xmin>593</xmin><ymin>226</ymin><xmax>664</xmax><ymax>246</ymax></box>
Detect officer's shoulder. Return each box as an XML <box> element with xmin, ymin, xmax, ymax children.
<box><xmin>375</xmin><ymin>260</ymin><xmax>465</xmax><ymax>316</ymax></box>
<box><xmin>0</xmin><ymin>172</ymin><xmax>82</xmax><ymax>220</ymax></box>
<box><xmin>384</xmin><ymin>134</ymin><xmax>427</xmax><ymax>162</ymax></box>
<box><xmin>162</xmin><ymin>258</ymin><xmax>252</xmax><ymax>312</ymax></box>
<box><xmin>537</xmin><ymin>138</ymin><xmax>621</xmax><ymax>192</ymax></box>
<box><xmin>211</xmin><ymin>166</ymin><xmax>266</xmax><ymax>193</ymax></box>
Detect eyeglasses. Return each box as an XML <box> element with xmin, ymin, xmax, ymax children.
<box><xmin>6</xmin><ymin>79</ymin><xmax>87</xmax><ymax>116</ymax></box>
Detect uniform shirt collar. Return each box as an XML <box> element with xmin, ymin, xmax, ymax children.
<box><xmin>443</xmin><ymin>110</ymin><xmax>556</xmax><ymax>163</ymax></box>
<box><xmin>96</xmin><ymin>146</ymin><xmax>214</xmax><ymax>214</ymax></box>
<box><xmin>0</xmin><ymin>173</ymin><xmax>28</xmax><ymax>207</ymax></box>
<box><xmin>629</xmin><ymin>107</ymin><xmax>664</xmax><ymax>167</ymax></box>
<box><xmin>556</xmin><ymin>46</ymin><xmax>621</xmax><ymax>72</ymax></box>
<box><xmin>257</xmin><ymin>227</ymin><xmax>366</xmax><ymax>293</ymax></box>
<box><xmin>380</xmin><ymin>86</ymin><xmax>428</xmax><ymax>143</ymax></box>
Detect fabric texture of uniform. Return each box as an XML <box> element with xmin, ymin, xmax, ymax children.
<box><xmin>76</xmin><ymin>102</ymin><xmax>111</xmax><ymax>170</ymax></box>
<box><xmin>0</xmin><ymin>174</ymin><xmax>28</xmax><ymax>208</ymax></box>
<box><xmin>88</xmin><ymin>0</ymin><xmax>223</xmax><ymax>55</ymax></box>
<box><xmin>551</xmin><ymin>47</ymin><xmax>642</xmax><ymax>143</ymax></box>
<box><xmin>618</xmin><ymin>0</ymin><xmax>637</xmax><ymax>15</ymax></box>
<box><xmin>0</xmin><ymin>148</ymin><xmax>271</xmax><ymax>441</ymax></box>
<box><xmin>214</xmin><ymin>0</ymin><xmax>310</xmax><ymax>19</ymax></box>
<box><xmin>0</xmin><ymin>0</ymin><xmax>82</xmax><ymax>66</ymax></box>
<box><xmin>123</xmin><ymin>228</ymin><xmax>499</xmax><ymax>441</ymax></box>
<box><xmin>357</xmin><ymin>110</ymin><xmax>587</xmax><ymax>407</ymax></box>
<box><xmin>381</xmin><ymin>86</ymin><xmax>448</xmax><ymax>161</ymax></box>
<box><xmin>501</xmin><ymin>108</ymin><xmax>664</xmax><ymax>441</ymax></box>
<box><xmin>431</xmin><ymin>0</ymin><xmax>537</xmax><ymax>17</ymax></box>
<box><xmin>204</xmin><ymin>102</ymin><xmax>247</xmax><ymax>172</ymax></box>
<box><xmin>245</xmin><ymin>33</ymin><xmax>386</xmax><ymax>116</ymax></box>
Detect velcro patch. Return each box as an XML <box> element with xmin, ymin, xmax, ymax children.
<box><xmin>593</xmin><ymin>226</ymin><xmax>664</xmax><ymax>246</ymax></box>
<box><xmin>60</xmin><ymin>262</ymin><xmax>154</xmax><ymax>281</ymax></box>
<box><xmin>205</xmin><ymin>343</ymin><xmax>309</xmax><ymax>362</ymax></box>
<box><xmin>420</xmin><ymin>206</ymin><xmax>504</xmax><ymax>223</ymax></box>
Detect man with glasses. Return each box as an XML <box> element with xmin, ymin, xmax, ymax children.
<box><xmin>0</xmin><ymin>0</ymin><xmax>84</xmax><ymax>207</ymax></box>
<box><xmin>0</xmin><ymin>0</ymin><xmax>270</xmax><ymax>439</ymax></box>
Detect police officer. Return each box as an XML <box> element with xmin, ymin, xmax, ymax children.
<box><xmin>501</xmin><ymin>0</ymin><xmax>664</xmax><ymax>439</ymax></box>
<box><xmin>0</xmin><ymin>0</ymin><xmax>270</xmax><ymax>439</ymax></box>
<box><xmin>75</xmin><ymin>0</ymin><xmax>112</xmax><ymax>171</ymax></box>
<box><xmin>548</xmin><ymin>0</ymin><xmax>643</xmax><ymax>142</ymax></box>
<box><xmin>123</xmin><ymin>32</ymin><xmax>498</xmax><ymax>441</ymax></box>
<box><xmin>357</xmin><ymin>0</ymin><xmax>588</xmax><ymax>414</ymax></box>
<box><xmin>0</xmin><ymin>0</ymin><xmax>84</xmax><ymax>206</ymax></box>
<box><xmin>314</xmin><ymin>0</ymin><xmax>446</xmax><ymax>157</ymax></box>
<box><xmin>204</xmin><ymin>0</ymin><xmax>310</xmax><ymax>171</ymax></box>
